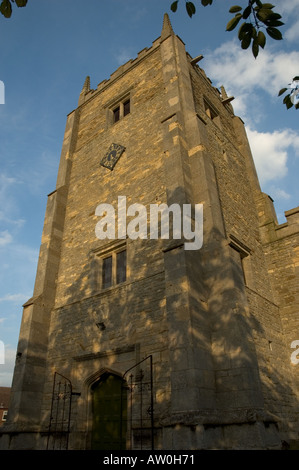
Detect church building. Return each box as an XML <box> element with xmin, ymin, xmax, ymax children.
<box><xmin>1</xmin><ymin>14</ymin><xmax>298</xmax><ymax>450</ymax></box>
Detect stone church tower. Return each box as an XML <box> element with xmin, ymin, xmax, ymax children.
<box><xmin>1</xmin><ymin>14</ymin><xmax>298</xmax><ymax>450</ymax></box>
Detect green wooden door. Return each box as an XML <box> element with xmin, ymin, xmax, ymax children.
<box><xmin>91</xmin><ymin>374</ymin><xmax>127</xmax><ymax>450</ymax></box>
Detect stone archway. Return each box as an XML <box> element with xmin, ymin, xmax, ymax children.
<box><xmin>90</xmin><ymin>372</ymin><xmax>127</xmax><ymax>450</ymax></box>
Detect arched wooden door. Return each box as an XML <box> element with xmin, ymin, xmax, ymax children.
<box><xmin>91</xmin><ymin>373</ymin><xmax>127</xmax><ymax>450</ymax></box>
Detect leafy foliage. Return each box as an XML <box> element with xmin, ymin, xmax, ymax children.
<box><xmin>0</xmin><ymin>0</ymin><xmax>27</xmax><ymax>18</ymax></box>
<box><xmin>170</xmin><ymin>1</ymin><xmax>284</xmax><ymax>58</ymax></box>
<box><xmin>171</xmin><ymin>2</ymin><xmax>296</xmax><ymax>110</ymax></box>
<box><xmin>278</xmin><ymin>77</ymin><xmax>299</xmax><ymax>110</ymax></box>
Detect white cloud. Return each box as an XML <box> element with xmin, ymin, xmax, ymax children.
<box><xmin>0</xmin><ymin>230</ymin><xmax>12</xmax><ymax>247</ymax></box>
<box><xmin>205</xmin><ymin>40</ymin><xmax>299</xmax><ymax>125</ymax></box>
<box><xmin>205</xmin><ymin>41</ymin><xmax>299</xmax><ymax>117</ymax></box>
<box><xmin>0</xmin><ymin>173</ymin><xmax>22</xmax><ymax>227</ymax></box>
<box><xmin>285</xmin><ymin>19</ymin><xmax>299</xmax><ymax>42</ymax></box>
<box><xmin>114</xmin><ymin>47</ymin><xmax>134</xmax><ymax>66</ymax></box>
<box><xmin>0</xmin><ymin>293</ymin><xmax>29</xmax><ymax>303</ymax></box>
<box><xmin>0</xmin><ymin>174</ymin><xmax>16</xmax><ymax>209</ymax></box>
<box><xmin>269</xmin><ymin>187</ymin><xmax>291</xmax><ymax>200</ymax></box>
<box><xmin>276</xmin><ymin>0</ymin><xmax>299</xmax><ymax>42</ymax></box>
<box><xmin>246</xmin><ymin>127</ymin><xmax>299</xmax><ymax>183</ymax></box>
<box><xmin>278</xmin><ymin>0</ymin><xmax>298</xmax><ymax>15</ymax></box>
<box><xmin>11</xmin><ymin>244</ymin><xmax>39</xmax><ymax>265</ymax></box>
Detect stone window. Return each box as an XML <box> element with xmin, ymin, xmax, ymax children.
<box><xmin>102</xmin><ymin>255</ymin><xmax>113</xmax><ymax>289</ymax></box>
<box><xmin>112</xmin><ymin>97</ymin><xmax>130</xmax><ymax>123</ymax></box>
<box><xmin>105</xmin><ymin>90</ymin><xmax>132</xmax><ymax>126</ymax></box>
<box><xmin>102</xmin><ymin>249</ymin><xmax>127</xmax><ymax>289</ymax></box>
<box><xmin>113</xmin><ymin>106</ymin><xmax>120</xmax><ymax>123</ymax></box>
<box><xmin>204</xmin><ymin>99</ymin><xmax>218</xmax><ymax>120</ymax></box>
<box><xmin>102</xmin><ymin>249</ymin><xmax>127</xmax><ymax>288</ymax></box>
<box><xmin>116</xmin><ymin>249</ymin><xmax>127</xmax><ymax>284</ymax></box>
<box><xmin>203</xmin><ymin>97</ymin><xmax>222</xmax><ymax>128</ymax></box>
<box><xmin>230</xmin><ymin>245</ymin><xmax>248</xmax><ymax>285</ymax></box>
<box><xmin>123</xmin><ymin>99</ymin><xmax>130</xmax><ymax>116</ymax></box>
<box><xmin>90</xmin><ymin>240</ymin><xmax>127</xmax><ymax>291</ymax></box>
<box><xmin>229</xmin><ymin>235</ymin><xmax>252</xmax><ymax>287</ymax></box>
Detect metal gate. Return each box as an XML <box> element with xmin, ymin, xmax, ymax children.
<box><xmin>46</xmin><ymin>372</ymin><xmax>73</xmax><ymax>450</ymax></box>
<box><xmin>122</xmin><ymin>355</ymin><xmax>154</xmax><ymax>450</ymax></box>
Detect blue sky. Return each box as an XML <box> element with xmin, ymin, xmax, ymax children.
<box><xmin>0</xmin><ymin>0</ymin><xmax>298</xmax><ymax>386</ymax></box>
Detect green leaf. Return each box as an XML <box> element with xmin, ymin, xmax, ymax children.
<box><xmin>267</xmin><ymin>12</ymin><xmax>282</xmax><ymax>20</ymax></box>
<box><xmin>262</xmin><ymin>3</ymin><xmax>275</xmax><ymax>9</ymax></box>
<box><xmin>238</xmin><ymin>22</ymin><xmax>252</xmax><ymax>40</ymax></box>
<box><xmin>264</xmin><ymin>14</ymin><xmax>283</xmax><ymax>27</ymax></box>
<box><xmin>241</xmin><ymin>33</ymin><xmax>252</xmax><ymax>49</ymax></box>
<box><xmin>283</xmin><ymin>95</ymin><xmax>293</xmax><ymax>109</ymax></box>
<box><xmin>242</xmin><ymin>5</ymin><xmax>252</xmax><ymax>19</ymax></box>
<box><xmin>266</xmin><ymin>26</ymin><xmax>283</xmax><ymax>40</ymax></box>
<box><xmin>252</xmin><ymin>38</ymin><xmax>259</xmax><ymax>58</ymax></box>
<box><xmin>0</xmin><ymin>0</ymin><xmax>12</xmax><ymax>18</ymax></box>
<box><xmin>293</xmin><ymin>76</ymin><xmax>299</xmax><ymax>81</ymax></box>
<box><xmin>201</xmin><ymin>0</ymin><xmax>213</xmax><ymax>6</ymax></box>
<box><xmin>257</xmin><ymin>31</ymin><xmax>266</xmax><ymax>48</ymax></box>
<box><xmin>267</xmin><ymin>20</ymin><xmax>284</xmax><ymax>27</ymax></box>
<box><xmin>226</xmin><ymin>13</ymin><xmax>242</xmax><ymax>31</ymax></box>
<box><xmin>278</xmin><ymin>88</ymin><xmax>287</xmax><ymax>97</ymax></box>
<box><xmin>256</xmin><ymin>8</ymin><xmax>273</xmax><ymax>22</ymax></box>
<box><xmin>238</xmin><ymin>22</ymin><xmax>246</xmax><ymax>40</ymax></box>
<box><xmin>171</xmin><ymin>1</ymin><xmax>178</xmax><ymax>12</ymax></box>
<box><xmin>229</xmin><ymin>5</ymin><xmax>242</xmax><ymax>13</ymax></box>
<box><xmin>186</xmin><ymin>1</ymin><xmax>196</xmax><ymax>17</ymax></box>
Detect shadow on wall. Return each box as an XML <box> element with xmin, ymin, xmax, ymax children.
<box><xmin>3</xmin><ymin>184</ymin><xmax>299</xmax><ymax>450</ymax></box>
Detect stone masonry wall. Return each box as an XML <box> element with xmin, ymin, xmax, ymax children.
<box><xmin>261</xmin><ymin>207</ymin><xmax>299</xmax><ymax>437</ymax></box>
<box><xmin>40</xmin><ymin>44</ymin><xmax>173</xmax><ymax>447</ymax></box>
<box><xmin>190</xmin><ymin>63</ymin><xmax>298</xmax><ymax>438</ymax></box>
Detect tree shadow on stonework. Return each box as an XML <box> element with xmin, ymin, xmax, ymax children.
<box><xmin>15</xmin><ymin>184</ymin><xmax>299</xmax><ymax>450</ymax></box>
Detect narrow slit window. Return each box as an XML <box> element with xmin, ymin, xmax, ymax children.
<box><xmin>102</xmin><ymin>256</ymin><xmax>112</xmax><ymax>289</ymax></box>
<box><xmin>204</xmin><ymin>101</ymin><xmax>218</xmax><ymax>120</ymax></box>
<box><xmin>113</xmin><ymin>106</ymin><xmax>120</xmax><ymax>123</ymax></box>
<box><xmin>116</xmin><ymin>250</ymin><xmax>127</xmax><ymax>284</ymax></box>
<box><xmin>229</xmin><ymin>237</ymin><xmax>251</xmax><ymax>287</ymax></box>
<box><xmin>123</xmin><ymin>99</ymin><xmax>130</xmax><ymax>117</ymax></box>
